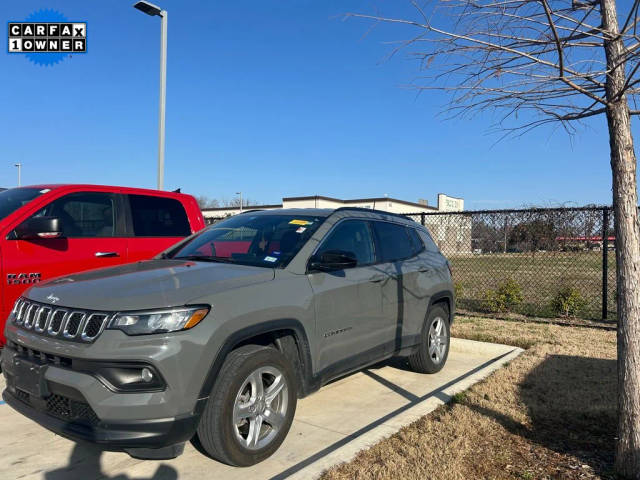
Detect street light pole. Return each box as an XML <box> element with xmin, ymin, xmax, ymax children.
<box><xmin>157</xmin><ymin>9</ymin><xmax>167</xmax><ymax>191</ymax></box>
<box><xmin>133</xmin><ymin>1</ymin><xmax>167</xmax><ymax>191</ymax></box>
<box><xmin>236</xmin><ymin>192</ymin><xmax>243</xmax><ymax>212</ymax></box>
<box><xmin>14</xmin><ymin>163</ymin><xmax>21</xmax><ymax>187</ymax></box>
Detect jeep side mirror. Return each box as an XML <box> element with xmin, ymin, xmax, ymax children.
<box><xmin>309</xmin><ymin>250</ymin><xmax>358</xmax><ymax>272</ymax></box>
<box><xmin>15</xmin><ymin>216</ymin><xmax>63</xmax><ymax>240</ymax></box>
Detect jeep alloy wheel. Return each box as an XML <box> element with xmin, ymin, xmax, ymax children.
<box><xmin>195</xmin><ymin>345</ymin><xmax>297</xmax><ymax>466</ymax></box>
<box><xmin>233</xmin><ymin>366</ymin><xmax>289</xmax><ymax>450</ymax></box>
<box><xmin>409</xmin><ymin>304</ymin><xmax>450</xmax><ymax>374</ymax></box>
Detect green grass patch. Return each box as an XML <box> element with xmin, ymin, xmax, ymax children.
<box><xmin>450</xmin><ymin>391</ymin><xmax>468</xmax><ymax>405</ymax></box>
<box><xmin>451</xmin><ymin>251</ymin><xmax>616</xmax><ymax>321</ymax></box>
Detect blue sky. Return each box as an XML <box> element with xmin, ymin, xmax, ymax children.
<box><xmin>0</xmin><ymin>1</ymin><xmax>627</xmax><ymax>210</ymax></box>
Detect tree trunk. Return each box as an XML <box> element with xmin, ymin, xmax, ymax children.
<box><xmin>601</xmin><ymin>1</ymin><xmax>640</xmax><ymax>477</ymax></box>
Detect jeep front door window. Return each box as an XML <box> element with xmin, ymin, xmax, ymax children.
<box><xmin>315</xmin><ymin>220</ymin><xmax>376</xmax><ymax>266</ymax></box>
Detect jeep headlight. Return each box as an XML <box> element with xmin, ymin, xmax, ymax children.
<box><xmin>107</xmin><ymin>306</ymin><xmax>210</xmax><ymax>335</ymax></box>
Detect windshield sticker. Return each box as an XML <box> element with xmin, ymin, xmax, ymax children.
<box><xmin>264</xmin><ymin>256</ymin><xmax>278</xmax><ymax>263</ymax></box>
<box><xmin>289</xmin><ymin>219</ymin><xmax>312</xmax><ymax>226</ymax></box>
<box><xmin>296</xmin><ymin>226</ymin><xmax>307</xmax><ymax>234</ymax></box>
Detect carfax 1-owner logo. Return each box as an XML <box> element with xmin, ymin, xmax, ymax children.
<box><xmin>8</xmin><ymin>9</ymin><xmax>86</xmax><ymax>66</ymax></box>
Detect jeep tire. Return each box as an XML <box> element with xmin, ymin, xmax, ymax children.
<box><xmin>194</xmin><ymin>344</ymin><xmax>297</xmax><ymax>466</ymax></box>
<box><xmin>409</xmin><ymin>304</ymin><xmax>450</xmax><ymax>374</ymax></box>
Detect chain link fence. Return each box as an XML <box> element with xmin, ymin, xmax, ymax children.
<box><xmin>204</xmin><ymin>207</ymin><xmax>616</xmax><ymax>322</ymax></box>
<box><xmin>404</xmin><ymin>207</ymin><xmax>616</xmax><ymax>322</ymax></box>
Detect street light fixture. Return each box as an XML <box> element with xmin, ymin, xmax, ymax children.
<box><xmin>133</xmin><ymin>0</ymin><xmax>162</xmax><ymax>16</ymax></box>
<box><xmin>14</xmin><ymin>163</ymin><xmax>21</xmax><ymax>187</ymax></box>
<box><xmin>236</xmin><ymin>192</ymin><xmax>243</xmax><ymax>212</ymax></box>
<box><xmin>133</xmin><ymin>1</ymin><xmax>167</xmax><ymax>191</ymax></box>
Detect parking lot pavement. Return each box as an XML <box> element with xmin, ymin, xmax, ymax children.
<box><xmin>0</xmin><ymin>338</ymin><xmax>522</xmax><ymax>480</ymax></box>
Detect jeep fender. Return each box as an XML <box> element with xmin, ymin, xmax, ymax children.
<box><xmin>197</xmin><ymin>319</ymin><xmax>315</xmax><ymax>401</ymax></box>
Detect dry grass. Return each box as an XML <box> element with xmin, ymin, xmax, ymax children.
<box><xmin>321</xmin><ymin>316</ymin><xmax>617</xmax><ymax>480</ymax></box>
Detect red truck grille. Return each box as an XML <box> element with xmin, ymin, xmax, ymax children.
<box><xmin>12</xmin><ymin>298</ymin><xmax>111</xmax><ymax>343</ymax></box>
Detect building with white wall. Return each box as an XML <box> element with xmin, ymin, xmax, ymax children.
<box><xmin>201</xmin><ymin>193</ymin><xmax>470</xmax><ymax>254</ymax></box>
<box><xmin>201</xmin><ymin>193</ymin><xmax>464</xmax><ymax>219</ymax></box>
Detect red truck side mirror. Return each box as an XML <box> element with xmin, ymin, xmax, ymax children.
<box><xmin>14</xmin><ymin>216</ymin><xmax>63</xmax><ymax>240</ymax></box>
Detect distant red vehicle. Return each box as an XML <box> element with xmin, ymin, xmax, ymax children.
<box><xmin>0</xmin><ymin>184</ymin><xmax>205</xmax><ymax>346</ymax></box>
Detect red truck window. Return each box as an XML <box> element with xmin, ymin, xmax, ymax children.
<box><xmin>0</xmin><ymin>187</ymin><xmax>46</xmax><ymax>221</ymax></box>
<box><xmin>129</xmin><ymin>194</ymin><xmax>190</xmax><ymax>237</ymax></box>
<box><xmin>35</xmin><ymin>192</ymin><xmax>116</xmax><ymax>238</ymax></box>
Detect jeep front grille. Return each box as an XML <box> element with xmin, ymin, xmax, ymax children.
<box><xmin>12</xmin><ymin>298</ymin><xmax>111</xmax><ymax>343</ymax></box>
<box><xmin>34</xmin><ymin>306</ymin><xmax>51</xmax><ymax>333</ymax></box>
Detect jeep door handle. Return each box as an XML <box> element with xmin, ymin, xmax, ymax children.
<box><xmin>369</xmin><ymin>275</ymin><xmax>386</xmax><ymax>283</ymax></box>
<box><xmin>418</xmin><ymin>267</ymin><xmax>432</xmax><ymax>273</ymax></box>
<box><xmin>95</xmin><ymin>252</ymin><xmax>120</xmax><ymax>258</ymax></box>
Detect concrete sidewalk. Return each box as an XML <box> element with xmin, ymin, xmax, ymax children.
<box><xmin>0</xmin><ymin>338</ymin><xmax>522</xmax><ymax>480</ymax></box>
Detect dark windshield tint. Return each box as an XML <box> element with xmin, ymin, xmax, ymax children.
<box><xmin>0</xmin><ymin>188</ymin><xmax>46</xmax><ymax>221</ymax></box>
<box><xmin>172</xmin><ymin>214</ymin><xmax>325</xmax><ymax>268</ymax></box>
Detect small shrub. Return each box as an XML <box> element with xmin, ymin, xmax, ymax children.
<box><xmin>482</xmin><ymin>290</ymin><xmax>500</xmax><ymax>312</ymax></box>
<box><xmin>450</xmin><ymin>391</ymin><xmax>467</xmax><ymax>405</ymax></box>
<box><xmin>551</xmin><ymin>286</ymin><xmax>586</xmax><ymax>317</ymax></box>
<box><xmin>482</xmin><ymin>279</ymin><xmax>523</xmax><ymax>313</ymax></box>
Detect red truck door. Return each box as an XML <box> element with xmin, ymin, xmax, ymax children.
<box><xmin>0</xmin><ymin>187</ymin><xmax>204</xmax><ymax>346</ymax></box>
<box><xmin>2</xmin><ymin>191</ymin><xmax>127</xmax><ymax>323</ymax></box>
<box><xmin>123</xmin><ymin>194</ymin><xmax>194</xmax><ymax>261</ymax></box>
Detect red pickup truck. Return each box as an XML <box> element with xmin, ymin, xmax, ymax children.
<box><xmin>0</xmin><ymin>184</ymin><xmax>206</xmax><ymax>346</ymax></box>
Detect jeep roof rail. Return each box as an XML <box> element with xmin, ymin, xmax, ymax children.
<box><xmin>332</xmin><ymin>206</ymin><xmax>414</xmax><ymax>222</ymax></box>
<box><xmin>238</xmin><ymin>209</ymin><xmax>264</xmax><ymax>214</ymax></box>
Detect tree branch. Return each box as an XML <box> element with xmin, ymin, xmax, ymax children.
<box><xmin>348</xmin><ymin>0</ymin><xmax>640</xmax><ymax>135</ymax></box>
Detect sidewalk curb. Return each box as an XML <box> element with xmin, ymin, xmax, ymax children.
<box><xmin>286</xmin><ymin>341</ymin><xmax>523</xmax><ymax>480</ymax></box>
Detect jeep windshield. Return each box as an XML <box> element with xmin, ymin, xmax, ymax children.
<box><xmin>0</xmin><ymin>187</ymin><xmax>47</xmax><ymax>221</ymax></box>
<box><xmin>172</xmin><ymin>213</ymin><xmax>325</xmax><ymax>268</ymax></box>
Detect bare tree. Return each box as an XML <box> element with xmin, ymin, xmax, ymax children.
<box><xmin>220</xmin><ymin>196</ymin><xmax>260</xmax><ymax>208</ymax></box>
<box><xmin>350</xmin><ymin>0</ymin><xmax>640</xmax><ymax>475</ymax></box>
<box><xmin>194</xmin><ymin>195</ymin><xmax>220</xmax><ymax>209</ymax></box>
<box><xmin>195</xmin><ymin>195</ymin><xmax>260</xmax><ymax>210</ymax></box>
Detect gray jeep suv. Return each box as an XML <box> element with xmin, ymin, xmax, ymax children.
<box><xmin>2</xmin><ymin>207</ymin><xmax>454</xmax><ymax>466</ymax></box>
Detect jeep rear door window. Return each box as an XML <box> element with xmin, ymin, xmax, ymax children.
<box><xmin>418</xmin><ymin>228</ymin><xmax>439</xmax><ymax>253</ymax></box>
<box><xmin>316</xmin><ymin>220</ymin><xmax>375</xmax><ymax>266</ymax></box>
<box><xmin>129</xmin><ymin>195</ymin><xmax>191</xmax><ymax>237</ymax></box>
<box><xmin>407</xmin><ymin>227</ymin><xmax>426</xmax><ymax>256</ymax></box>
<box><xmin>172</xmin><ymin>214</ymin><xmax>324</xmax><ymax>268</ymax></box>
<box><xmin>0</xmin><ymin>187</ymin><xmax>45</xmax><ymax>221</ymax></box>
<box><xmin>373</xmin><ymin>221</ymin><xmax>414</xmax><ymax>262</ymax></box>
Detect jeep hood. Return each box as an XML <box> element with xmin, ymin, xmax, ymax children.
<box><xmin>24</xmin><ymin>259</ymin><xmax>275</xmax><ymax>311</ymax></box>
